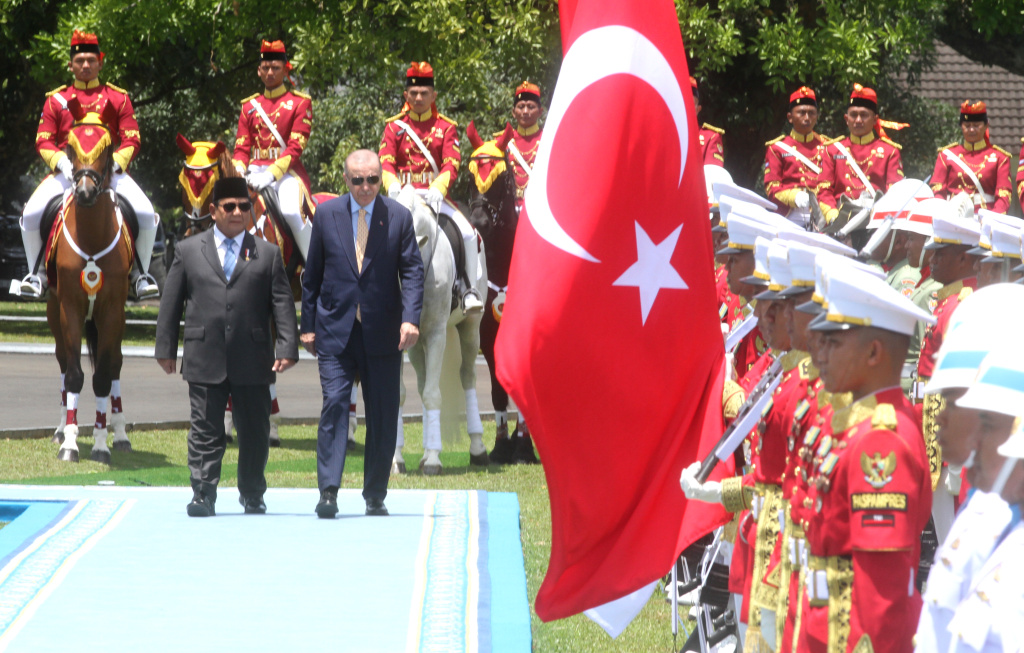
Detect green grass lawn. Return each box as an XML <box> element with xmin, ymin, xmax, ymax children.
<box><xmin>0</xmin><ymin>421</ymin><xmax>687</xmax><ymax>651</ymax></box>
<box><xmin>0</xmin><ymin>300</ymin><xmax>164</xmax><ymax>346</ymax></box>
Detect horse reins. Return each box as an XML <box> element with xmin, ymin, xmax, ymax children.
<box><xmin>61</xmin><ymin>188</ymin><xmax>126</xmax><ymax>320</ymax></box>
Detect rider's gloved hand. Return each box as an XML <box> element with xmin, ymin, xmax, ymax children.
<box><xmin>794</xmin><ymin>190</ymin><xmax>810</xmax><ymax>209</ymax></box>
<box><xmin>112</xmin><ymin>161</ymin><xmax>123</xmax><ymax>174</ymax></box>
<box><xmin>425</xmin><ymin>187</ymin><xmax>444</xmax><ymax>214</ymax></box>
<box><xmin>247</xmin><ymin>170</ymin><xmax>275</xmax><ymax>191</ymax></box>
<box><xmin>387</xmin><ymin>183</ymin><xmax>402</xmax><ymax>199</ymax></box>
<box><xmin>56</xmin><ymin>157</ymin><xmax>74</xmax><ymax>182</ymax></box>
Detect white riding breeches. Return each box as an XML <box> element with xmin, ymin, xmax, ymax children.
<box><xmin>21</xmin><ymin>171</ymin><xmax>158</xmax><ymax>272</ymax></box>
<box><xmin>249</xmin><ymin>165</ymin><xmax>311</xmax><ymax>260</ymax></box>
<box><xmin>439</xmin><ymin>202</ymin><xmax>479</xmax><ymax>284</ymax></box>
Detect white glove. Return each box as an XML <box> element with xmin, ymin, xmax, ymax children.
<box><xmin>56</xmin><ymin>157</ymin><xmax>73</xmax><ymax>182</ymax></box>
<box><xmin>761</xmin><ymin>608</ymin><xmax>778</xmax><ymax>651</ymax></box>
<box><xmin>945</xmin><ymin>464</ymin><xmax>963</xmax><ymax>496</ymax></box>
<box><xmin>794</xmin><ymin>190</ymin><xmax>810</xmax><ymax>209</ymax></box>
<box><xmin>387</xmin><ymin>183</ymin><xmax>402</xmax><ymax>199</ymax></box>
<box><xmin>680</xmin><ymin>461</ymin><xmax>723</xmax><ymax>504</ymax></box>
<box><xmin>247</xmin><ymin>170</ymin><xmax>275</xmax><ymax>191</ymax></box>
<box><xmin>112</xmin><ymin>160</ymin><xmax>123</xmax><ymax>174</ymax></box>
<box><xmin>425</xmin><ymin>186</ymin><xmax>444</xmax><ymax>214</ymax></box>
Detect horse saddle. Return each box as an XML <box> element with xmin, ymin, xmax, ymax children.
<box><xmin>436</xmin><ymin>212</ymin><xmax>467</xmax><ymax>313</ymax></box>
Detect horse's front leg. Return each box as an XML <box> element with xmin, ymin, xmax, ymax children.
<box><xmin>413</xmin><ymin>327</ymin><xmax>445</xmax><ymax>475</ymax></box>
<box><xmin>455</xmin><ymin>316</ymin><xmax>488</xmax><ymax>465</ymax></box>
<box><xmin>47</xmin><ymin>294</ymin><xmax>69</xmax><ymax>444</ymax></box>
<box><xmin>57</xmin><ymin>297</ymin><xmax>85</xmax><ymax>462</ymax></box>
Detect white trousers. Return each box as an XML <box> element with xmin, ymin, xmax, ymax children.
<box><xmin>248</xmin><ymin>165</ymin><xmax>310</xmax><ymax>259</ymax></box>
<box><xmin>439</xmin><ymin>201</ymin><xmax>478</xmax><ymax>284</ymax></box>
<box><xmin>21</xmin><ymin>172</ymin><xmax>157</xmax><ymax>271</ymax></box>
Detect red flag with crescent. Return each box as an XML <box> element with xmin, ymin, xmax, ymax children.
<box><xmin>495</xmin><ymin>0</ymin><xmax>731</xmax><ymax>622</ymax></box>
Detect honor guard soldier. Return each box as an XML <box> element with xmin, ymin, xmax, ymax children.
<box><xmin>930</xmin><ymin>101</ymin><xmax>1013</xmax><ymax>214</ymax></box>
<box><xmin>917</xmin><ymin>212</ymin><xmax>980</xmax><ymax>538</ymax></box>
<box><xmin>971</xmin><ymin>210</ymin><xmax>1024</xmax><ymax>288</ymax></box>
<box><xmin>798</xmin><ymin>265</ymin><xmax>935</xmax><ymax>653</ymax></box>
<box><xmin>692</xmin><ymin>77</ymin><xmax>725</xmax><ymax>167</ymax></box>
<box><xmin>500</xmin><ymin>81</ymin><xmax>543</xmax><ymax>213</ymax></box>
<box><xmin>233</xmin><ymin>40</ymin><xmax>314</xmax><ymax>261</ymax></box>
<box><xmin>379</xmin><ymin>61</ymin><xmax>483</xmax><ymax>313</ymax></box>
<box><xmin>943</xmin><ymin>343</ymin><xmax>1024</xmax><ymax>652</ymax></box>
<box><xmin>914</xmin><ymin>285</ymin><xmax>1024</xmax><ymax>653</ymax></box>
<box><xmin>817</xmin><ymin>84</ymin><xmax>906</xmax><ymax>224</ymax></box>
<box><xmin>19</xmin><ymin>30</ymin><xmax>159</xmax><ymax>300</ymax></box>
<box><xmin>1017</xmin><ymin>137</ymin><xmax>1024</xmax><ymax>209</ymax></box>
<box><xmin>764</xmin><ymin>86</ymin><xmax>829</xmax><ymax>227</ymax></box>
<box><xmin>897</xmin><ymin>198</ymin><xmax>944</xmax><ymax>392</ymax></box>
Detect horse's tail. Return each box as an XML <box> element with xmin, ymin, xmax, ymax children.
<box><xmin>84</xmin><ymin>319</ymin><xmax>98</xmax><ymax>368</ymax></box>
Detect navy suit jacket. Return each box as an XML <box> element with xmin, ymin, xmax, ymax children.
<box><xmin>300</xmin><ymin>194</ymin><xmax>424</xmax><ymax>357</ymax></box>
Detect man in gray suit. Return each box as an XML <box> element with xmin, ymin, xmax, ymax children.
<box><xmin>156</xmin><ymin>177</ymin><xmax>299</xmax><ymax>517</ymax></box>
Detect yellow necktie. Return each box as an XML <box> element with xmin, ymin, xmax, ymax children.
<box><xmin>356</xmin><ymin>208</ymin><xmax>368</xmax><ymax>321</ymax></box>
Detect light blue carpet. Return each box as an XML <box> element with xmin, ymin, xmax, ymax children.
<box><xmin>0</xmin><ymin>486</ymin><xmax>530</xmax><ymax>652</ymax></box>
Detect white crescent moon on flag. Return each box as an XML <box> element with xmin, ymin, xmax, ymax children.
<box><xmin>525</xmin><ymin>25</ymin><xmax>691</xmax><ymax>263</ymax></box>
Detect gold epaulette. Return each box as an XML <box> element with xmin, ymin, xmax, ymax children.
<box><xmin>871</xmin><ymin>403</ymin><xmax>898</xmax><ymax>431</ymax></box>
<box><xmin>991</xmin><ymin>144</ymin><xmax>1010</xmax><ymax>157</ymax></box>
<box><xmin>765</xmin><ymin>134</ymin><xmax>784</xmax><ymax>147</ymax></box>
<box><xmin>880</xmin><ymin>136</ymin><xmax>902</xmax><ymax>150</ymax></box>
<box><xmin>822</xmin><ymin>135</ymin><xmax>843</xmax><ymax>146</ymax></box>
<box><xmin>384</xmin><ymin>110</ymin><xmax>408</xmax><ymax>123</ymax></box>
<box><xmin>45</xmin><ymin>85</ymin><xmax>68</xmax><ymax>98</ymax></box>
<box><xmin>937</xmin><ymin>142</ymin><xmax>958</xmax><ymax>153</ymax></box>
<box><xmin>241</xmin><ymin>92</ymin><xmax>260</xmax><ymax>104</ymax></box>
<box><xmin>437</xmin><ymin>112</ymin><xmax>458</xmax><ymax>127</ymax></box>
<box><xmin>291</xmin><ymin>89</ymin><xmax>312</xmax><ymax>100</ymax></box>
<box><xmin>105</xmin><ymin>82</ymin><xmax>128</xmax><ymax>94</ymax></box>
<box><xmin>814</xmin><ymin>132</ymin><xmax>831</xmax><ymax>143</ymax></box>
<box><xmin>702</xmin><ymin>122</ymin><xmax>724</xmax><ymax>135</ymax></box>
<box><xmin>958</xmin><ymin>286</ymin><xmax>974</xmax><ymax>302</ymax></box>
<box><xmin>798</xmin><ymin>358</ymin><xmax>812</xmax><ymax>380</ymax></box>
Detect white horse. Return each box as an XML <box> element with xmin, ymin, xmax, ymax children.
<box><xmin>393</xmin><ymin>187</ymin><xmax>489</xmax><ymax>474</ymax></box>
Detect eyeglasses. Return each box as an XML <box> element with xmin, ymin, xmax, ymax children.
<box><xmin>348</xmin><ymin>175</ymin><xmax>381</xmax><ymax>187</ymax></box>
<box><xmin>219</xmin><ymin>201</ymin><xmax>252</xmax><ymax>213</ymax></box>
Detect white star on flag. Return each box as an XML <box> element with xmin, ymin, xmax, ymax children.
<box><xmin>613</xmin><ymin>221</ymin><xmax>688</xmax><ymax>324</ymax></box>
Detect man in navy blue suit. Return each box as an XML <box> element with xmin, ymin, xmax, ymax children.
<box><xmin>300</xmin><ymin>149</ymin><xmax>424</xmax><ymax>518</ymax></box>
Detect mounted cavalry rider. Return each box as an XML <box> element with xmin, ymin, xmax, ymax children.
<box><xmin>691</xmin><ymin>77</ymin><xmax>725</xmax><ymax>167</ymax></box>
<box><xmin>817</xmin><ymin>84</ymin><xmax>906</xmax><ymax>224</ymax></box>
<box><xmin>233</xmin><ymin>39</ymin><xmax>314</xmax><ymax>261</ymax></box>
<box><xmin>500</xmin><ymin>81</ymin><xmax>543</xmax><ymax>213</ymax></box>
<box><xmin>19</xmin><ymin>30</ymin><xmax>159</xmax><ymax>300</ymax></box>
<box><xmin>379</xmin><ymin>61</ymin><xmax>484</xmax><ymax>314</ymax></box>
<box><xmin>929</xmin><ymin>100</ymin><xmax>1013</xmax><ymax>214</ymax></box>
<box><xmin>763</xmin><ymin>86</ymin><xmax>830</xmax><ymax>228</ymax></box>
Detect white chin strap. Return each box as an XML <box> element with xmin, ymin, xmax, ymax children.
<box><xmin>990</xmin><ymin>457</ymin><xmax>1018</xmax><ymax>497</ymax></box>
<box><xmin>962</xmin><ymin>450</ymin><xmax>977</xmax><ymax>469</ymax></box>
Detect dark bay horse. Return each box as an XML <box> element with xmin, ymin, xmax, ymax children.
<box><xmin>50</xmin><ymin>99</ymin><xmax>133</xmax><ymax>463</ymax></box>
<box><xmin>465</xmin><ymin>121</ymin><xmax>537</xmax><ymax>464</ymax></box>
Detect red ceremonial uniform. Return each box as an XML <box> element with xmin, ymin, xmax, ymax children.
<box><xmin>930</xmin><ymin>140</ymin><xmax>1013</xmax><ymax>214</ymax></box>
<box><xmin>734</xmin><ymin>316</ymin><xmax>770</xmax><ymax>383</ymax></box>
<box><xmin>796</xmin><ymin>389</ymin><xmax>931</xmax><ymax>653</ymax></box>
<box><xmin>500</xmin><ymin>124</ymin><xmax>541</xmax><ymax>209</ymax></box>
<box><xmin>36</xmin><ymin>80</ymin><xmax>141</xmax><ymax>172</ymax></box>
<box><xmin>764</xmin><ymin>131</ymin><xmax>829</xmax><ymax>211</ymax></box>
<box><xmin>817</xmin><ymin>133</ymin><xmax>904</xmax><ymax>214</ymax></box>
<box><xmin>916</xmin><ymin>278</ymin><xmax>976</xmax><ymax>380</ymax></box>
<box><xmin>717</xmin><ymin>263</ymin><xmax>744</xmax><ymax>329</ymax></box>
<box><xmin>700</xmin><ymin>123</ymin><xmax>725</xmax><ymax>167</ymax></box>
<box><xmin>1017</xmin><ymin>138</ymin><xmax>1024</xmax><ymax>208</ymax></box>
<box><xmin>232</xmin><ymin>85</ymin><xmax>313</xmax><ymax>193</ymax></box>
<box><xmin>379</xmin><ymin>108</ymin><xmax>461</xmax><ymax>197</ymax></box>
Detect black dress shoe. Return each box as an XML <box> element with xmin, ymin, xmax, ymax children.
<box><xmin>239</xmin><ymin>495</ymin><xmax>267</xmax><ymax>514</ymax></box>
<box><xmin>316</xmin><ymin>488</ymin><xmax>339</xmax><ymax>519</ymax></box>
<box><xmin>186</xmin><ymin>491</ymin><xmax>215</xmax><ymax>517</ymax></box>
<box><xmin>365</xmin><ymin>497</ymin><xmax>389</xmax><ymax>516</ymax></box>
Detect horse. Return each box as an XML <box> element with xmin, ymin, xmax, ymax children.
<box><xmin>392</xmin><ymin>187</ymin><xmax>489</xmax><ymax>475</ymax></box>
<box><xmin>175</xmin><ymin>134</ymin><xmax>350</xmax><ymax>447</ymax></box>
<box><xmin>49</xmin><ymin>98</ymin><xmax>133</xmax><ymax>462</ymax></box>
<box><xmin>464</xmin><ymin>122</ymin><xmax>538</xmax><ymax>463</ymax></box>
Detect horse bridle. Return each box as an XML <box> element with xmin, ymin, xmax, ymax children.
<box><xmin>469</xmin><ymin>156</ymin><xmax>515</xmax><ymax>229</ymax></box>
<box><xmin>68</xmin><ymin>124</ymin><xmax>113</xmax><ymax>203</ymax></box>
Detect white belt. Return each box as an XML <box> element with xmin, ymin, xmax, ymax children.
<box><xmin>400</xmin><ymin>171</ymin><xmax>435</xmax><ymax>186</ymax></box>
<box><xmin>912</xmin><ymin>380</ymin><xmax>927</xmax><ymax>400</ymax></box>
<box><xmin>805</xmin><ymin>569</ymin><xmax>829</xmax><ymax>601</ymax></box>
<box><xmin>789</xmin><ymin>538</ymin><xmax>808</xmax><ymax>568</ymax></box>
<box><xmin>973</xmin><ymin>191</ymin><xmax>996</xmax><ymax>206</ymax></box>
<box><xmin>752</xmin><ymin>494</ymin><xmax>765</xmax><ymax>520</ymax></box>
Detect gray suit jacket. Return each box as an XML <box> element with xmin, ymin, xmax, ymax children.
<box><xmin>155</xmin><ymin>229</ymin><xmax>299</xmax><ymax>385</ymax></box>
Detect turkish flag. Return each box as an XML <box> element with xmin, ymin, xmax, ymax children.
<box><xmin>495</xmin><ymin>0</ymin><xmax>732</xmax><ymax>622</ymax></box>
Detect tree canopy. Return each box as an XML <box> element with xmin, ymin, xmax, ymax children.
<box><xmin>0</xmin><ymin>0</ymin><xmax>1019</xmax><ymax>220</ymax></box>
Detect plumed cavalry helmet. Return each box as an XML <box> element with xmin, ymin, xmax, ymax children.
<box><xmin>513</xmin><ymin>81</ymin><xmax>541</xmax><ymax>106</ymax></box>
<box><xmin>70</xmin><ymin>30</ymin><xmax>102</xmax><ymax>59</ymax></box>
<box><xmin>406</xmin><ymin>61</ymin><xmax>434</xmax><ymax>87</ymax></box>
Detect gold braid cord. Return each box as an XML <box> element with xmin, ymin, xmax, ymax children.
<box><xmin>826</xmin><ymin>557</ymin><xmax>854</xmax><ymax>653</ymax></box>
<box><xmin>776</xmin><ymin>504</ymin><xmax>795</xmax><ymax>647</ymax></box>
<box><xmin>751</xmin><ymin>486</ymin><xmax>784</xmax><ymax>612</ymax></box>
<box><xmin>922</xmin><ymin>391</ymin><xmax>945</xmax><ymax>490</ymax></box>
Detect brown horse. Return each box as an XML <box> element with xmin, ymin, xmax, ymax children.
<box><xmin>49</xmin><ymin>98</ymin><xmax>134</xmax><ymax>463</ymax></box>
<box><xmin>465</xmin><ymin>121</ymin><xmax>537</xmax><ymax>463</ymax></box>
